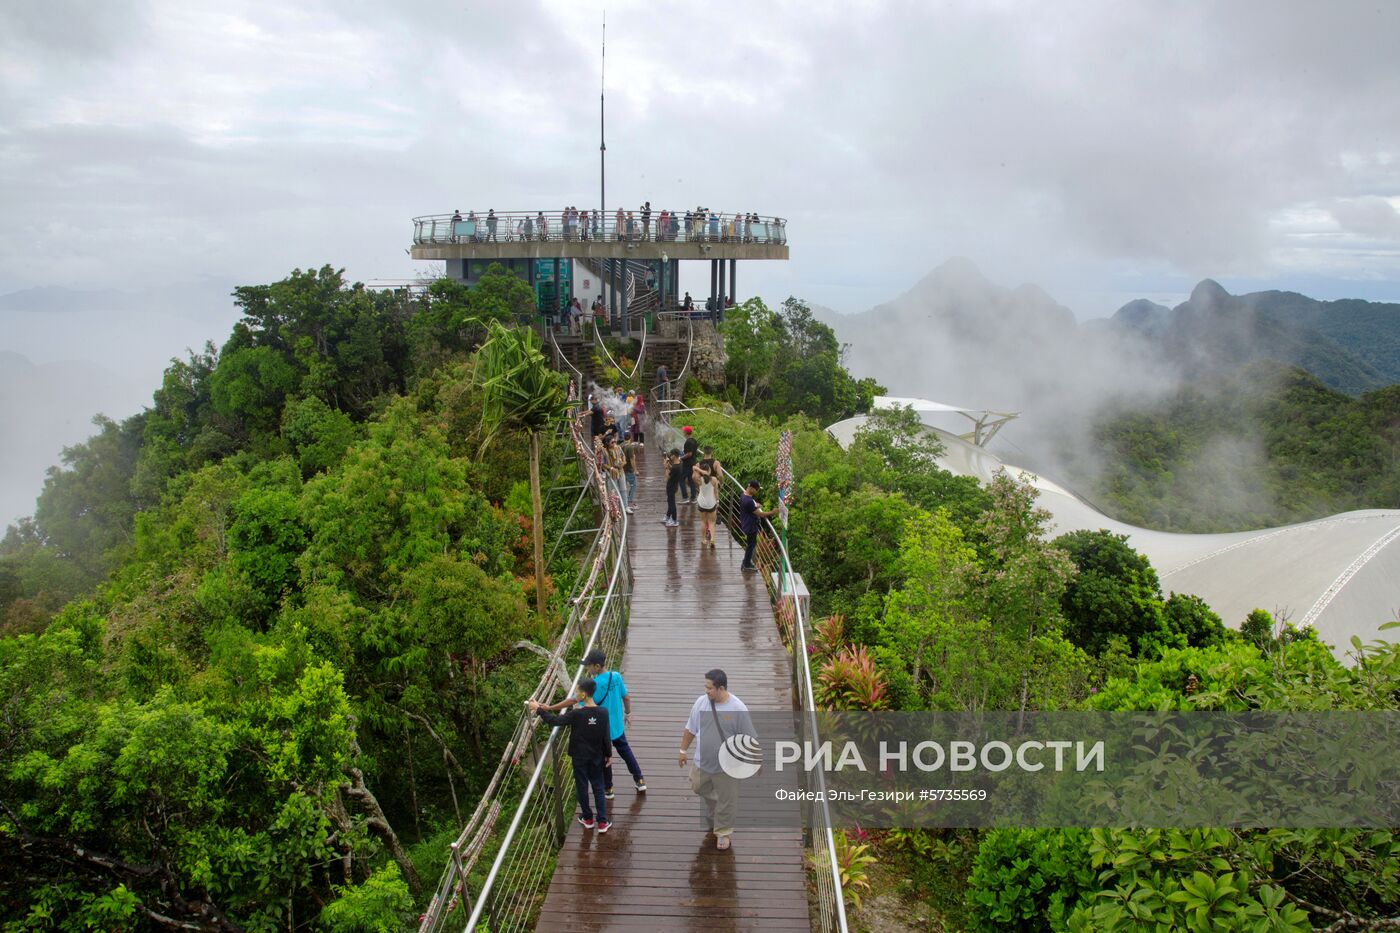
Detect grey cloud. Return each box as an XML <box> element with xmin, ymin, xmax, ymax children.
<box><xmin>1331</xmin><ymin>197</ymin><xmax>1400</xmax><ymax>241</ymax></box>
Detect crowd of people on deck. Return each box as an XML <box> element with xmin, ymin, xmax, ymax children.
<box><xmin>445</xmin><ymin>206</ymin><xmax>784</xmax><ymax>244</ymax></box>
<box><xmin>537</xmin><ymin>387</ymin><xmax>774</xmax><ymax>848</ymax></box>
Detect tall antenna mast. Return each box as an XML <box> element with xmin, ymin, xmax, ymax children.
<box><xmin>600</xmin><ymin>12</ymin><xmax>606</xmax><ymax>221</ymax></box>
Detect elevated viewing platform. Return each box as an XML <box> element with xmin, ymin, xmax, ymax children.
<box><xmin>410</xmin><ymin>209</ymin><xmax>789</xmax><ymax>262</ymax></box>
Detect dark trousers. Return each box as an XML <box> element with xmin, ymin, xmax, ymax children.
<box><xmin>742</xmin><ymin>530</ymin><xmax>759</xmax><ymax>569</ymax></box>
<box><xmin>573</xmin><ymin>758</ymin><xmax>607</xmax><ymax>823</ymax></box>
<box><xmin>683</xmin><ymin>468</ymin><xmax>698</xmax><ymax>502</ymax></box>
<box><xmin>666</xmin><ymin>485</ymin><xmax>678</xmax><ymax>521</ymax></box>
<box><xmin>605</xmin><ymin>733</ymin><xmax>644</xmax><ymax>789</ymax></box>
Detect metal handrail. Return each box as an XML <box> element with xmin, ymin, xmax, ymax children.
<box><xmin>416</xmin><ymin>412</ymin><xmax>631</xmax><ymax>933</ymax></box>
<box><xmin>650</xmin><ymin>404</ymin><xmax>849</xmax><ymax>931</ymax></box>
<box><xmin>648</xmin><ymin>312</ymin><xmax>694</xmax><ymax>410</ymax></box>
<box><xmin>412</xmin><ymin>210</ymin><xmax>788</xmax><ymax>247</ymax></box>
<box><xmin>461</xmin><ymin>455</ymin><xmax>629</xmax><ymax>933</ymax></box>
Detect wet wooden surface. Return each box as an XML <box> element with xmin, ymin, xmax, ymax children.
<box><xmin>535</xmin><ymin>445</ymin><xmax>810</xmax><ymax>931</ymax></box>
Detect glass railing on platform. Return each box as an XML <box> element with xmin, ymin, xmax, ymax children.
<box><xmin>412</xmin><ymin>210</ymin><xmax>787</xmax><ymax>247</ymax></box>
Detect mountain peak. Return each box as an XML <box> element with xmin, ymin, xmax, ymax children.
<box><xmin>1189</xmin><ymin>279</ymin><xmax>1231</xmax><ymax>306</ymax></box>
<box><xmin>919</xmin><ymin>256</ymin><xmax>990</xmax><ymax>288</ymax></box>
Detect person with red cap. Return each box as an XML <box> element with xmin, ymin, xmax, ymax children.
<box><xmin>680</xmin><ymin>426</ymin><xmax>699</xmax><ymax>504</ymax></box>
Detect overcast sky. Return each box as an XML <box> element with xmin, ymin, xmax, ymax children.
<box><xmin>3</xmin><ymin>0</ymin><xmax>1400</xmax><ymax>312</ymax></box>
<box><xmin>2</xmin><ymin>0</ymin><xmax>1400</xmax><ymax>522</ymax></box>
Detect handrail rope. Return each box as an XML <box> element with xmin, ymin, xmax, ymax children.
<box><xmin>649</xmin><ymin>402</ymin><xmax>847</xmax><ymax>930</ymax></box>
<box><xmin>592</xmin><ymin>314</ymin><xmax>648</xmax><ymax>383</ymax></box>
<box><xmin>461</xmin><ymin>420</ymin><xmax>630</xmax><ymax>933</ymax></box>
<box><xmin>548</xmin><ymin>327</ymin><xmax>585</xmax><ymax>385</ymax></box>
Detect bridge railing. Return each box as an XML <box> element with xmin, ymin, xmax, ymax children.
<box><xmin>413</xmin><ymin>210</ymin><xmax>787</xmax><ymax>247</ymax></box>
<box><xmin>650</xmin><ymin>400</ymin><xmax>850</xmax><ymax>933</ymax></box>
<box><xmin>416</xmin><ymin>412</ymin><xmax>631</xmax><ymax>933</ymax></box>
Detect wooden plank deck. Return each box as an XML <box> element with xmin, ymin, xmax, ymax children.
<box><xmin>535</xmin><ymin>445</ymin><xmax>810</xmax><ymax>931</ymax></box>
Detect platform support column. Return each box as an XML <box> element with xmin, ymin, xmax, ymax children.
<box><xmin>552</xmin><ymin>257</ymin><xmax>561</xmax><ymax>329</ymax></box>
<box><xmin>620</xmin><ymin>258</ymin><xmax>631</xmax><ymax>338</ymax></box>
<box><xmin>718</xmin><ymin>259</ymin><xmax>726</xmax><ymax>323</ymax></box>
<box><xmin>729</xmin><ymin>258</ymin><xmax>737</xmax><ymax>304</ymax></box>
<box><xmin>608</xmin><ymin>260</ymin><xmax>618</xmax><ymax>333</ymax></box>
<box><xmin>709</xmin><ymin>260</ymin><xmax>718</xmax><ymax>319</ymax></box>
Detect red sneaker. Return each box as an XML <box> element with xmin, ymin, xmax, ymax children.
<box><xmin>597</xmin><ymin>820</ymin><xmax>611</xmax><ymax>834</ymax></box>
<box><xmin>577</xmin><ymin>816</ymin><xmax>596</xmax><ymax>829</ymax></box>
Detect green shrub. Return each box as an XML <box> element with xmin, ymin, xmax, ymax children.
<box><xmin>967</xmin><ymin>828</ymin><xmax>1095</xmax><ymax>931</ymax></box>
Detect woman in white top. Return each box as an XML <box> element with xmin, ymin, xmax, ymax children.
<box><xmin>693</xmin><ymin>448</ymin><xmax>723</xmax><ymax>549</ymax></box>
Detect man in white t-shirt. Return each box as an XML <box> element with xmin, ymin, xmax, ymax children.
<box><xmin>679</xmin><ymin>668</ymin><xmax>756</xmax><ymax>850</ymax></box>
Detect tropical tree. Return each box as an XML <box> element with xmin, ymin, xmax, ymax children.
<box><xmin>475</xmin><ymin>322</ymin><xmax>570</xmax><ymax>617</ymax></box>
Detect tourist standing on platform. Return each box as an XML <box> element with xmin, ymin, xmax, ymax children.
<box><xmin>663</xmin><ymin>449</ymin><xmax>683</xmax><ymax>527</ymax></box>
<box><xmin>679</xmin><ymin>669</ymin><xmax>755</xmax><ymax>850</ymax></box>
<box><xmin>539</xmin><ymin>649</ymin><xmax>647</xmax><ymax>799</ymax></box>
<box><xmin>680</xmin><ymin>426</ymin><xmax>699</xmax><ymax>504</ymax></box>
<box><xmin>630</xmin><ymin>396</ymin><xmax>646</xmax><ymax>444</ymax></box>
<box><xmin>604</xmin><ymin>434</ymin><xmax>625</xmax><ymax>507</ymax></box>
<box><xmin>528</xmin><ymin>680</ymin><xmax>612</xmax><ymax>832</ymax></box>
<box><xmin>694</xmin><ymin>447</ymin><xmax>722</xmax><ymax>548</ymax></box>
<box><xmin>614</xmin><ymin>208</ymin><xmax>624</xmax><ymax>241</ymax></box>
<box><xmin>486</xmin><ymin>209</ymin><xmax>497</xmax><ymax>241</ymax></box>
<box><xmin>654</xmin><ymin>364</ymin><xmax>669</xmax><ymax>403</ymax></box>
<box><xmin>622</xmin><ymin>433</ymin><xmax>640</xmax><ymax>513</ymax></box>
<box><xmin>589</xmin><ymin>396</ymin><xmax>606</xmax><ymax>439</ymax></box>
<box><xmin>593</xmin><ymin>295</ymin><xmax>606</xmax><ymax>336</ymax></box>
<box><xmin>738</xmin><ymin>481</ymin><xmax>776</xmax><ymax>573</ymax></box>
<box><xmin>641</xmin><ymin>201</ymin><xmax>652</xmax><ymax>239</ymax></box>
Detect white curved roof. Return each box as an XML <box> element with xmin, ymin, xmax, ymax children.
<box><xmin>828</xmin><ymin>415</ymin><xmax>1400</xmax><ymax>657</ymax></box>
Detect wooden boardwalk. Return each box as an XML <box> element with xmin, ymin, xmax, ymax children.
<box><xmin>536</xmin><ymin>445</ymin><xmax>811</xmax><ymax>931</ymax></box>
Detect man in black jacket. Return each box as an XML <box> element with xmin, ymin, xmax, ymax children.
<box><xmin>529</xmin><ymin>679</ymin><xmax>614</xmax><ymax>831</ymax></box>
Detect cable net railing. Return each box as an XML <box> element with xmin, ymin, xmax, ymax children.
<box><xmin>650</xmin><ymin>398</ymin><xmax>849</xmax><ymax>932</ymax></box>
<box><xmin>416</xmin><ymin>410</ymin><xmax>631</xmax><ymax>933</ymax></box>
<box><xmin>413</xmin><ymin>209</ymin><xmax>787</xmax><ymax>247</ymax></box>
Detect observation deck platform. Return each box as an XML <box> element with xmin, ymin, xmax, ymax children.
<box><xmin>535</xmin><ymin>443</ymin><xmax>810</xmax><ymax>931</ymax></box>
<box><xmin>409</xmin><ymin>210</ymin><xmax>789</xmax><ymax>263</ymax></box>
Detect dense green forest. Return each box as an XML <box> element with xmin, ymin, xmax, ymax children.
<box><xmin>4</xmin><ymin>281</ymin><xmax>1397</xmax><ymax>930</ymax></box>
<box><xmin>0</xmin><ymin>266</ymin><xmax>580</xmax><ymax>929</ymax></box>
<box><xmin>1064</xmin><ymin>360</ymin><xmax>1400</xmax><ymax>533</ymax></box>
<box><xmin>684</xmin><ymin>308</ymin><xmax>1400</xmax><ymax>930</ymax></box>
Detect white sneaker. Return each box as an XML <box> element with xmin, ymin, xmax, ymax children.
<box><xmin>626</xmin><ymin>507</ymin><xmax>635</xmax><ymax>513</ymax></box>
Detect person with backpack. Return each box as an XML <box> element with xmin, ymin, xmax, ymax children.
<box><xmin>679</xmin><ymin>426</ymin><xmax>699</xmax><ymax>504</ymax></box>
<box><xmin>538</xmin><ymin>649</ymin><xmax>646</xmax><ymax>800</ymax></box>
<box><xmin>693</xmin><ymin>447</ymin><xmax>722</xmax><ymax>548</ymax></box>
<box><xmin>679</xmin><ymin>668</ymin><xmax>755</xmax><ymax>850</ymax></box>
<box><xmin>738</xmin><ymin>481</ymin><xmax>777</xmax><ymax>573</ymax></box>
<box><xmin>528</xmin><ymin>678</ymin><xmax>613</xmax><ymax>832</ymax></box>
<box><xmin>663</xmin><ymin>448</ymin><xmax>683</xmax><ymax>528</ymax></box>
<box><xmin>622</xmin><ymin>433</ymin><xmax>641</xmax><ymax>513</ymax></box>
